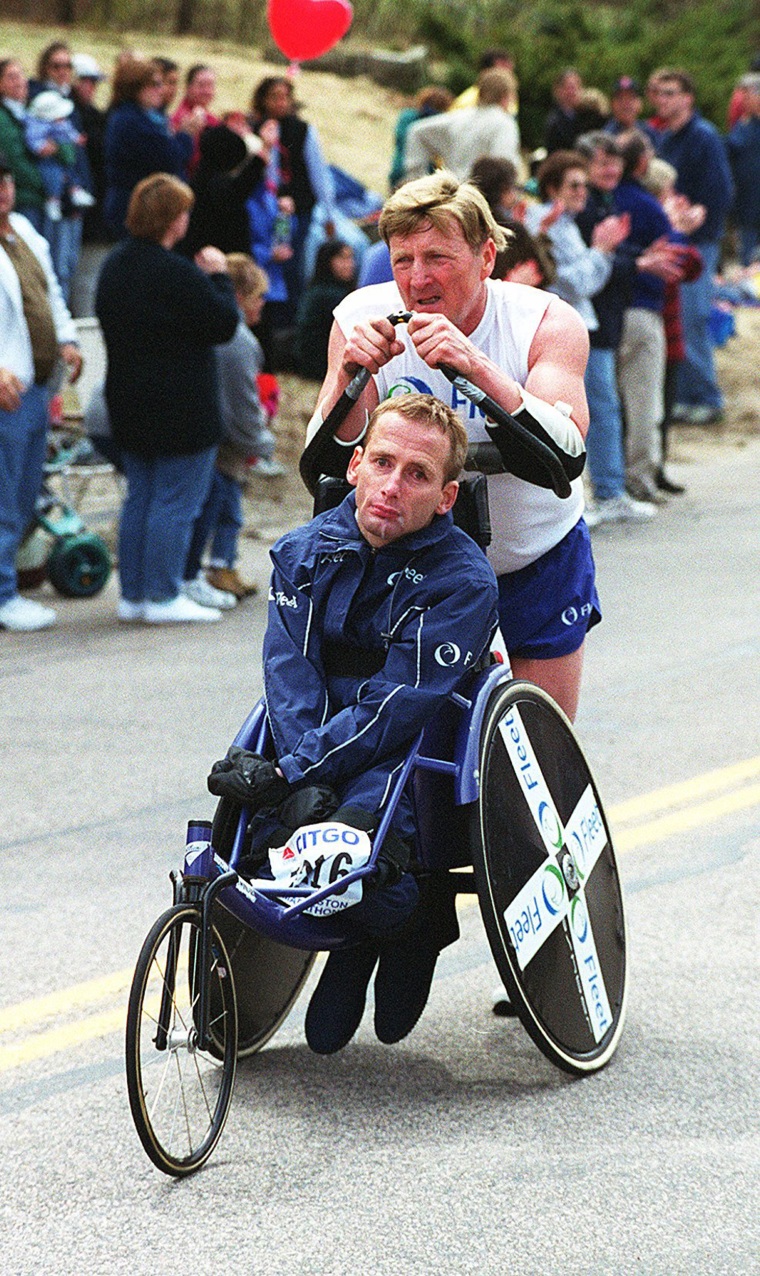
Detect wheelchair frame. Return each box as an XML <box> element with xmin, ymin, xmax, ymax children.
<box><xmin>126</xmin><ymin>658</ymin><xmax>628</xmax><ymax>1177</ymax></box>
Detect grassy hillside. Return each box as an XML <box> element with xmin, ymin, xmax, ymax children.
<box><xmin>5</xmin><ymin>0</ymin><xmax>759</xmax><ymax>144</ymax></box>
<box><xmin>0</xmin><ymin>19</ymin><xmax>401</xmax><ymax>195</ymax></box>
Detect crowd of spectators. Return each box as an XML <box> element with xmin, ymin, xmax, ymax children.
<box><xmin>1</xmin><ymin>34</ymin><xmax>759</xmax><ymax>629</ymax></box>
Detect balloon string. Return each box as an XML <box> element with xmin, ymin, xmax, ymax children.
<box><xmin>286</xmin><ymin>61</ymin><xmax>300</xmax><ymax>80</ymax></box>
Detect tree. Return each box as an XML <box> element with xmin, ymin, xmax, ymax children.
<box><xmin>175</xmin><ymin>0</ymin><xmax>198</xmax><ymax>35</ymax></box>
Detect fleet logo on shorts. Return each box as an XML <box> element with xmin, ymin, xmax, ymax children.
<box><xmin>434</xmin><ymin>641</ymin><xmax>461</xmax><ymax>666</ymax></box>
<box><xmin>562</xmin><ymin>602</ymin><xmax>594</xmax><ymax>626</ymax></box>
<box><xmin>386</xmin><ymin>377</ymin><xmax>433</xmax><ymax>397</ymax></box>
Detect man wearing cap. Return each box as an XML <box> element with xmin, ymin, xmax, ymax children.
<box><xmin>0</xmin><ymin>157</ymin><xmax>82</xmax><ymax>631</ymax></box>
<box><xmin>604</xmin><ymin>77</ymin><xmax>644</xmax><ymax>136</ymax></box>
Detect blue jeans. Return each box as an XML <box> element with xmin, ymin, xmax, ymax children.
<box><xmin>184</xmin><ymin>468</ymin><xmax>243</xmax><ymax>579</ymax></box>
<box><xmin>0</xmin><ymin>384</ymin><xmax>48</xmax><ymax>605</ymax></box>
<box><xmin>738</xmin><ymin>225</ymin><xmax>759</xmax><ymax>267</ymax></box>
<box><xmin>584</xmin><ymin>346</ymin><xmax>626</xmax><ymax>501</ymax></box>
<box><xmin>119</xmin><ymin>448</ymin><xmax>217</xmax><ymax>603</ymax></box>
<box><xmin>42</xmin><ymin>212</ymin><xmax>83</xmax><ymax>306</ymax></box>
<box><xmin>676</xmin><ymin>240</ymin><xmax>723</xmax><ymax>409</ymax></box>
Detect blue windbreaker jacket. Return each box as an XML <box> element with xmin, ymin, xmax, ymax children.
<box><xmin>263</xmin><ymin>492</ymin><xmax>498</xmax><ymax>796</ymax></box>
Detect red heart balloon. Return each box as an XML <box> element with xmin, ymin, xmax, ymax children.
<box><xmin>267</xmin><ymin>0</ymin><xmax>353</xmax><ymax>63</ymax></box>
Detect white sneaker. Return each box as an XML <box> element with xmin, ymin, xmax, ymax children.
<box><xmin>144</xmin><ymin>595</ymin><xmax>221</xmax><ymax>623</ymax></box>
<box><xmin>117</xmin><ymin>599</ymin><xmax>145</xmax><ymax>622</ymax></box>
<box><xmin>251</xmin><ymin>457</ymin><xmax>287</xmax><ymax>478</ymax></box>
<box><xmin>0</xmin><ymin>595</ymin><xmax>56</xmax><ymax>631</ymax></box>
<box><xmin>69</xmin><ymin>186</ymin><xmax>96</xmax><ymax>208</ymax></box>
<box><xmin>586</xmin><ymin>493</ymin><xmax>657</xmax><ymax>527</ymax></box>
<box><xmin>182</xmin><ymin>575</ymin><xmax>236</xmax><ymax>610</ymax></box>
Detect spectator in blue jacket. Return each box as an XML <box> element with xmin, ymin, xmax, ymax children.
<box><xmin>725</xmin><ymin>74</ymin><xmax>760</xmax><ymax>266</ymax></box>
<box><xmin>653</xmin><ymin>69</ymin><xmax>734</xmax><ymax>424</ymax></box>
<box><xmin>208</xmin><ymin>394</ymin><xmax>498</xmax><ymax>1055</ymax></box>
<box><xmin>103</xmin><ymin>56</ymin><xmax>202</xmax><ymax>238</ymax></box>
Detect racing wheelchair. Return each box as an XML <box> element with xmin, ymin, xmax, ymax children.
<box><xmin>125</xmin><ymin>341</ymin><xmax>629</xmax><ymax>1177</ymax></box>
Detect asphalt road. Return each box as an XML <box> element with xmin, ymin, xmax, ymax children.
<box><xmin>1</xmin><ymin>435</ymin><xmax>758</xmax><ymax>1275</ymax></box>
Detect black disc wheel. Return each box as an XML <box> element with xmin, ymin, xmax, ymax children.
<box><xmin>210</xmin><ymin>797</ymin><xmax>316</xmax><ymax>1057</ymax></box>
<box><xmin>47</xmin><ymin>532</ymin><xmax>111</xmax><ymax>597</ymax></box>
<box><xmin>470</xmin><ymin>681</ymin><xmax>628</xmax><ymax>1075</ymax></box>
<box><xmin>212</xmin><ymin>907</ymin><xmax>316</xmax><ymax>1057</ymax></box>
<box><xmin>126</xmin><ymin>905</ymin><xmax>238</xmax><ymax>1176</ymax></box>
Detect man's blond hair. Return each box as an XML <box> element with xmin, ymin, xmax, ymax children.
<box><xmin>365</xmin><ymin>393</ymin><xmax>468</xmax><ymax>485</ymax></box>
<box><xmin>225</xmin><ymin>252</ymin><xmax>268</xmax><ymax>297</ymax></box>
<box><xmin>379</xmin><ymin>171</ymin><xmax>508</xmax><ymax>254</ymax></box>
<box><xmin>477</xmin><ymin>67</ymin><xmax>517</xmax><ymax>108</ymax></box>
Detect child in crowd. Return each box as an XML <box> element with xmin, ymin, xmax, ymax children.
<box><xmin>183</xmin><ymin>254</ymin><xmax>285</xmax><ymax>605</ymax></box>
<box><xmin>641</xmin><ymin>157</ymin><xmax>704</xmax><ymax>494</ymax></box>
<box><xmin>294</xmin><ymin>239</ymin><xmax>357</xmax><ymax>380</ymax></box>
<box><xmin>25</xmin><ymin>89</ymin><xmax>94</xmax><ymax>222</ymax></box>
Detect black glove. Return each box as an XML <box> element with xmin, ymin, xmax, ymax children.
<box><xmin>207</xmin><ymin>747</ymin><xmax>290</xmax><ymax>809</ymax></box>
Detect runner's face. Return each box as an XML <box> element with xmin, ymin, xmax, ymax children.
<box><xmin>347</xmin><ymin>412</ymin><xmax>457</xmax><ymax>547</ymax></box>
<box><xmin>389</xmin><ymin>220</ymin><xmax>495</xmax><ymax>335</ymax></box>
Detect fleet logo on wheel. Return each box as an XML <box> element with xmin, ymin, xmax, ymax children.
<box><xmin>498</xmin><ymin>706</ymin><xmax>564</xmax><ymax>856</ymax></box>
<box><xmin>503</xmin><ymin>860</ymin><xmax>569</xmax><ymax>969</ymax></box>
<box><xmin>569</xmin><ymin>895</ymin><xmax>613</xmax><ymax>1040</ymax></box>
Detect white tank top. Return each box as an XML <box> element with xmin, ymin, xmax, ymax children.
<box><xmin>333</xmin><ymin>278</ymin><xmax>585</xmax><ymax>575</ymax></box>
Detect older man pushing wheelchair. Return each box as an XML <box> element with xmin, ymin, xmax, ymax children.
<box><xmin>208</xmin><ymin>393</ymin><xmax>498</xmax><ymax>1054</ymax></box>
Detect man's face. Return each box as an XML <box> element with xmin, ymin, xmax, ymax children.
<box><xmin>556</xmin><ymin>72</ymin><xmax>582</xmax><ymax>111</ymax></box>
<box><xmin>346</xmin><ymin>411</ymin><xmax>458</xmax><ymax>548</ymax></box>
<box><xmin>46</xmin><ymin>50</ymin><xmax>73</xmax><ymax>89</ymax></box>
<box><xmin>587</xmin><ymin>149</ymin><xmax>623</xmax><ymax>193</ymax></box>
<box><xmin>389</xmin><ymin>218</ymin><xmax>495</xmax><ymax>336</ymax></box>
<box><xmin>0</xmin><ymin>171</ymin><xmax>16</xmax><ymax>222</ymax></box>
<box><xmin>161</xmin><ymin>69</ymin><xmax>179</xmax><ymax>109</ymax></box>
<box><xmin>612</xmin><ymin>89</ymin><xmax>642</xmax><ymax>128</ymax></box>
<box><xmin>74</xmin><ymin>76</ymin><xmax>98</xmax><ymax>105</ymax></box>
<box><xmin>655</xmin><ymin>80</ymin><xmax>692</xmax><ymax>124</ymax></box>
<box><xmin>0</xmin><ymin>60</ymin><xmax>27</xmax><ymax>102</ymax></box>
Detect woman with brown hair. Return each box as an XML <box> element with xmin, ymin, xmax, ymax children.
<box><xmin>103</xmin><ymin>56</ymin><xmax>203</xmax><ymax>237</ymax></box>
<box><xmin>96</xmin><ymin>173</ymin><xmax>239</xmax><ymax>623</ymax></box>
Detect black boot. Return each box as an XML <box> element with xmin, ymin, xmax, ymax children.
<box><xmin>304</xmin><ymin>942</ymin><xmax>380</xmax><ymax>1054</ymax></box>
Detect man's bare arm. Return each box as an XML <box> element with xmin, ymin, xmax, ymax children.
<box><xmin>407</xmin><ymin>295</ymin><xmax>590</xmax><ymax>437</ymax></box>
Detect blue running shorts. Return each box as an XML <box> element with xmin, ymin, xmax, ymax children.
<box><xmin>497</xmin><ymin>517</ymin><xmax>601</xmax><ymax>660</ymax></box>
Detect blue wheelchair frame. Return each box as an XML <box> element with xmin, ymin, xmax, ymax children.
<box><xmin>183</xmin><ymin>658</ymin><xmax>513</xmax><ymax>953</ymax></box>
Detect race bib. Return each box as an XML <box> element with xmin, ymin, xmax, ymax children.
<box><xmin>267</xmin><ymin>822</ymin><xmax>372</xmax><ymax>917</ymax></box>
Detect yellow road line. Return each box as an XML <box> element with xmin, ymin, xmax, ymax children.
<box><xmin>613</xmin><ymin>782</ymin><xmax>760</xmax><ymax>852</ymax></box>
<box><xmin>1</xmin><ymin>758</ymin><xmax>758</xmax><ymax>1074</ymax></box>
<box><xmin>0</xmin><ymin>968</ymin><xmax>132</xmax><ymax>1035</ymax></box>
<box><xmin>0</xmin><ymin>1007</ymin><xmax>125</xmax><ymax>1072</ymax></box>
<box><xmin>608</xmin><ymin>755</ymin><xmax>760</xmax><ymax>825</ymax></box>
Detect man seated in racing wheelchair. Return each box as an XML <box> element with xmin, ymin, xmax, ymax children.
<box><xmin>207</xmin><ymin>393</ymin><xmax>498</xmax><ymax>1054</ymax></box>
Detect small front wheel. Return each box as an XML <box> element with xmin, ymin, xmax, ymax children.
<box><xmin>125</xmin><ymin>904</ymin><xmax>238</xmax><ymax>1176</ymax></box>
<box><xmin>47</xmin><ymin>532</ymin><xmax>111</xmax><ymax>597</ymax></box>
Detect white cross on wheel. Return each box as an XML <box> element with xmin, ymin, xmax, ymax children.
<box><xmin>498</xmin><ymin>705</ymin><xmax>614</xmax><ymax>1043</ymax></box>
